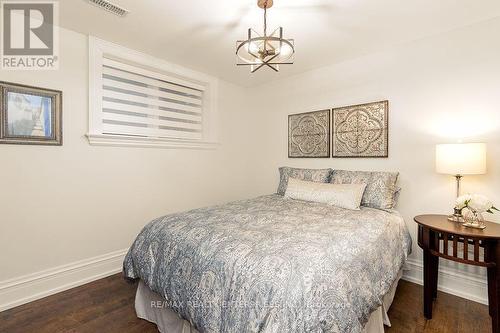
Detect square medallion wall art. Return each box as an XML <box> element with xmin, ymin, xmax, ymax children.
<box><xmin>0</xmin><ymin>81</ymin><xmax>62</xmax><ymax>145</ymax></box>
<box><xmin>288</xmin><ymin>110</ymin><xmax>330</xmax><ymax>158</ymax></box>
<box><xmin>332</xmin><ymin>100</ymin><xmax>388</xmax><ymax>158</ymax></box>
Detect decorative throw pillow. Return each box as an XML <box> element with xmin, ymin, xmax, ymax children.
<box><xmin>277</xmin><ymin>167</ymin><xmax>333</xmax><ymax>196</ymax></box>
<box><xmin>284</xmin><ymin>178</ymin><xmax>367</xmax><ymax>210</ymax></box>
<box><xmin>330</xmin><ymin>170</ymin><xmax>399</xmax><ymax>209</ymax></box>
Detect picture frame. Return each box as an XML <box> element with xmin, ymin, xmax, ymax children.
<box><xmin>0</xmin><ymin>81</ymin><xmax>62</xmax><ymax>145</ymax></box>
<box><xmin>288</xmin><ymin>109</ymin><xmax>331</xmax><ymax>158</ymax></box>
<box><xmin>331</xmin><ymin>100</ymin><xmax>388</xmax><ymax>158</ymax></box>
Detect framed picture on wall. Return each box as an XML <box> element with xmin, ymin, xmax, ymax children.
<box><xmin>0</xmin><ymin>81</ymin><xmax>62</xmax><ymax>145</ymax></box>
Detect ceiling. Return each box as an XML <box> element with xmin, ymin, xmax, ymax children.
<box><xmin>60</xmin><ymin>0</ymin><xmax>500</xmax><ymax>87</ymax></box>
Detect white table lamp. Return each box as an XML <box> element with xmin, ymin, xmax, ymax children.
<box><xmin>436</xmin><ymin>143</ymin><xmax>487</xmax><ymax>219</ymax></box>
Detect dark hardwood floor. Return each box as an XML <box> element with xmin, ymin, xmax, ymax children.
<box><xmin>0</xmin><ymin>274</ymin><xmax>157</xmax><ymax>333</ymax></box>
<box><xmin>0</xmin><ymin>274</ymin><xmax>491</xmax><ymax>333</ymax></box>
<box><xmin>385</xmin><ymin>280</ymin><xmax>490</xmax><ymax>333</ymax></box>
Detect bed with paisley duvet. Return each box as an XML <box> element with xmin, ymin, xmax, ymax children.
<box><xmin>123</xmin><ymin>168</ymin><xmax>412</xmax><ymax>333</ymax></box>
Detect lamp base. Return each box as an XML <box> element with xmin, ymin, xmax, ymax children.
<box><xmin>447</xmin><ymin>214</ymin><xmax>464</xmax><ymax>223</ymax></box>
<box><xmin>447</xmin><ymin>207</ymin><xmax>464</xmax><ymax>223</ymax></box>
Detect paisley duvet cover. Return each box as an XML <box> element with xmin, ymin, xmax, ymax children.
<box><xmin>123</xmin><ymin>195</ymin><xmax>411</xmax><ymax>333</ymax></box>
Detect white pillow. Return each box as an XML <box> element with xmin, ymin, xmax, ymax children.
<box><xmin>284</xmin><ymin>177</ymin><xmax>367</xmax><ymax>210</ymax></box>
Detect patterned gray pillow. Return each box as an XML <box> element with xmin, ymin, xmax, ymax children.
<box><xmin>277</xmin><ymin>167</ymin><xmax>333</xmax><ymax>196</ymax></box>
<box><xmin>330</xmin><ymin>170</ymin><xmax>399</xmax><ymax>209</ymax></box>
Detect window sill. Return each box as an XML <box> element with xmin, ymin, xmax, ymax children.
<box><xmin>86</xmin><ymin>133</ymin><xmax>219</xmax><ymax>150</ymax></box>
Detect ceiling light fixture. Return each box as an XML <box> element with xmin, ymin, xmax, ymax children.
<box><xmin>236</xmin><ymin>0</ymin><xmax>295</xmax><ymax>73</ymax></box>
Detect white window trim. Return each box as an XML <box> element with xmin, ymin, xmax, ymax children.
<box><xmin>87</xmin><ymin>36</ymin><xmax>219</xmax><ymax>149</ymax></box>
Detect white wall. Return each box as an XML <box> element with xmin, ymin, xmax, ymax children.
<box><xmin>0</xmin><ymin>28</ymin><xmax>261</xmax><ymax>309</ymax></box>
<box><xmin>247</xmin><ymin>17</ymin><xmax>500</xmax><ymax>303</ymax></box>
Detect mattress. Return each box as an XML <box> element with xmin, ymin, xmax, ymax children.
<box><xmin>124</xmin><ymin>194</ymin><xmax>412</xmax><ymax>332</ymax></box>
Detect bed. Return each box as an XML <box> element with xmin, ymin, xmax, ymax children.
<box><xmin>123</xmin><ymin>194</ymin><xmax>411</xmax><ymax>333</ymax></box>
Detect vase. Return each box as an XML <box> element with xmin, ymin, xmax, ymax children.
<box><xmin>462</xmin><ymin>208</ymin><xmax>485</xmax><ymax>229</ymax></box>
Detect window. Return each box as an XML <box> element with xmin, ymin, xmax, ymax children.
<box><xmin>87</xmin><ymin>37</ymin><xmax>218</xmax><ymax>149</ymax></box>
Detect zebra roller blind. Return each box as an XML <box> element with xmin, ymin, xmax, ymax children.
<box><xmin>100</xmin><ymin>57</ymin><xmax>204</xmax><ymax>140</ymax></box>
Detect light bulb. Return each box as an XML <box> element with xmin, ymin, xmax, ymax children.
<box><xmin>279</xmin><ymin>44</ymin><xmax>292</xmax><ymax>57</ymax></box>
<box><xmin>248</xmin><ymin>42</ymin><xmax>260</xmax><ymax>54</ymax></box>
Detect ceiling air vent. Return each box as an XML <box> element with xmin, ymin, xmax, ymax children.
<box><xmin>87</xmin><ymin>0</ymin><xmax>129</xmax><ymax>17</ymax></box>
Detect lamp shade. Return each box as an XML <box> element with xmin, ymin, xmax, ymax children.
<box><xmin>436</xmin><ymin>143</ymin><xmax>487</xmax><ymax>175</ymax></box>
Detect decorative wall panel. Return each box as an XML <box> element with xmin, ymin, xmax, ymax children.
<box><xmin>332</xmin><ymin>101</ymin><xmax>388</xmax><ymax>158</ymax></box>
<box><xmin>288</xmin><ymin>110</ymin><xmax>330</xmax><ymax>158</ymax></box>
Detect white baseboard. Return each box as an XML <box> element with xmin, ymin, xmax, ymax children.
<box><xmin>0</xmin><ymin>249</ymin><xmax>128</xmax><ymax>312</ymax></box>
<box><xmin>402</xmin><ymin>258</ymin><xmax>488</xmax><ymax>305</ymax></box>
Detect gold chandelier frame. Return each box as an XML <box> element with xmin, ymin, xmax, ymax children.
<box><xmin>236</xmin><ymin>0</ymin><xmax>295</xmax><ymax>73</ymax></box>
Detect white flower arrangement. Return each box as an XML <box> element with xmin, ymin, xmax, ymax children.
<box><xmin>455</xmin><ymin>194</ymin><xmax>499</xmax><ymax>215</ymax></box>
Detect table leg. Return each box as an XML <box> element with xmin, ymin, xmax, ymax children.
<box><xmin>423</xmin><ymin>249</ymin><xmax>434</xmax><ymax>319</ymax></box>
<box><xmin>488</xmin><ymin>264</ymin><xmax>496</xmax><ymax>316</ymax></box>
<box><xmin>490</xmin><ymin>242</ymin><xmax>500</xmax><ymax>333</ymax></box>
<box><xmin>431</xmin><ymin>255</ymin><xmax>439</xmax><ymax>299</ymax></box>
<box><xmin>422</xmin><ymin>226</ymin><xmax>434</xmax><ymax>319</ymax></box>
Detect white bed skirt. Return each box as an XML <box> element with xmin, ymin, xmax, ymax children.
<box><xmin>135</xmin><ymin>270</ymin><xmax>402</xmax><ymax>333</ymax></box>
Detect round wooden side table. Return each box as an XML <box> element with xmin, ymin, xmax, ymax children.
<box><xmin>415</xmin><ymin>214</ymin><xmax>500</xmax><ymax>333</ymax></box>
